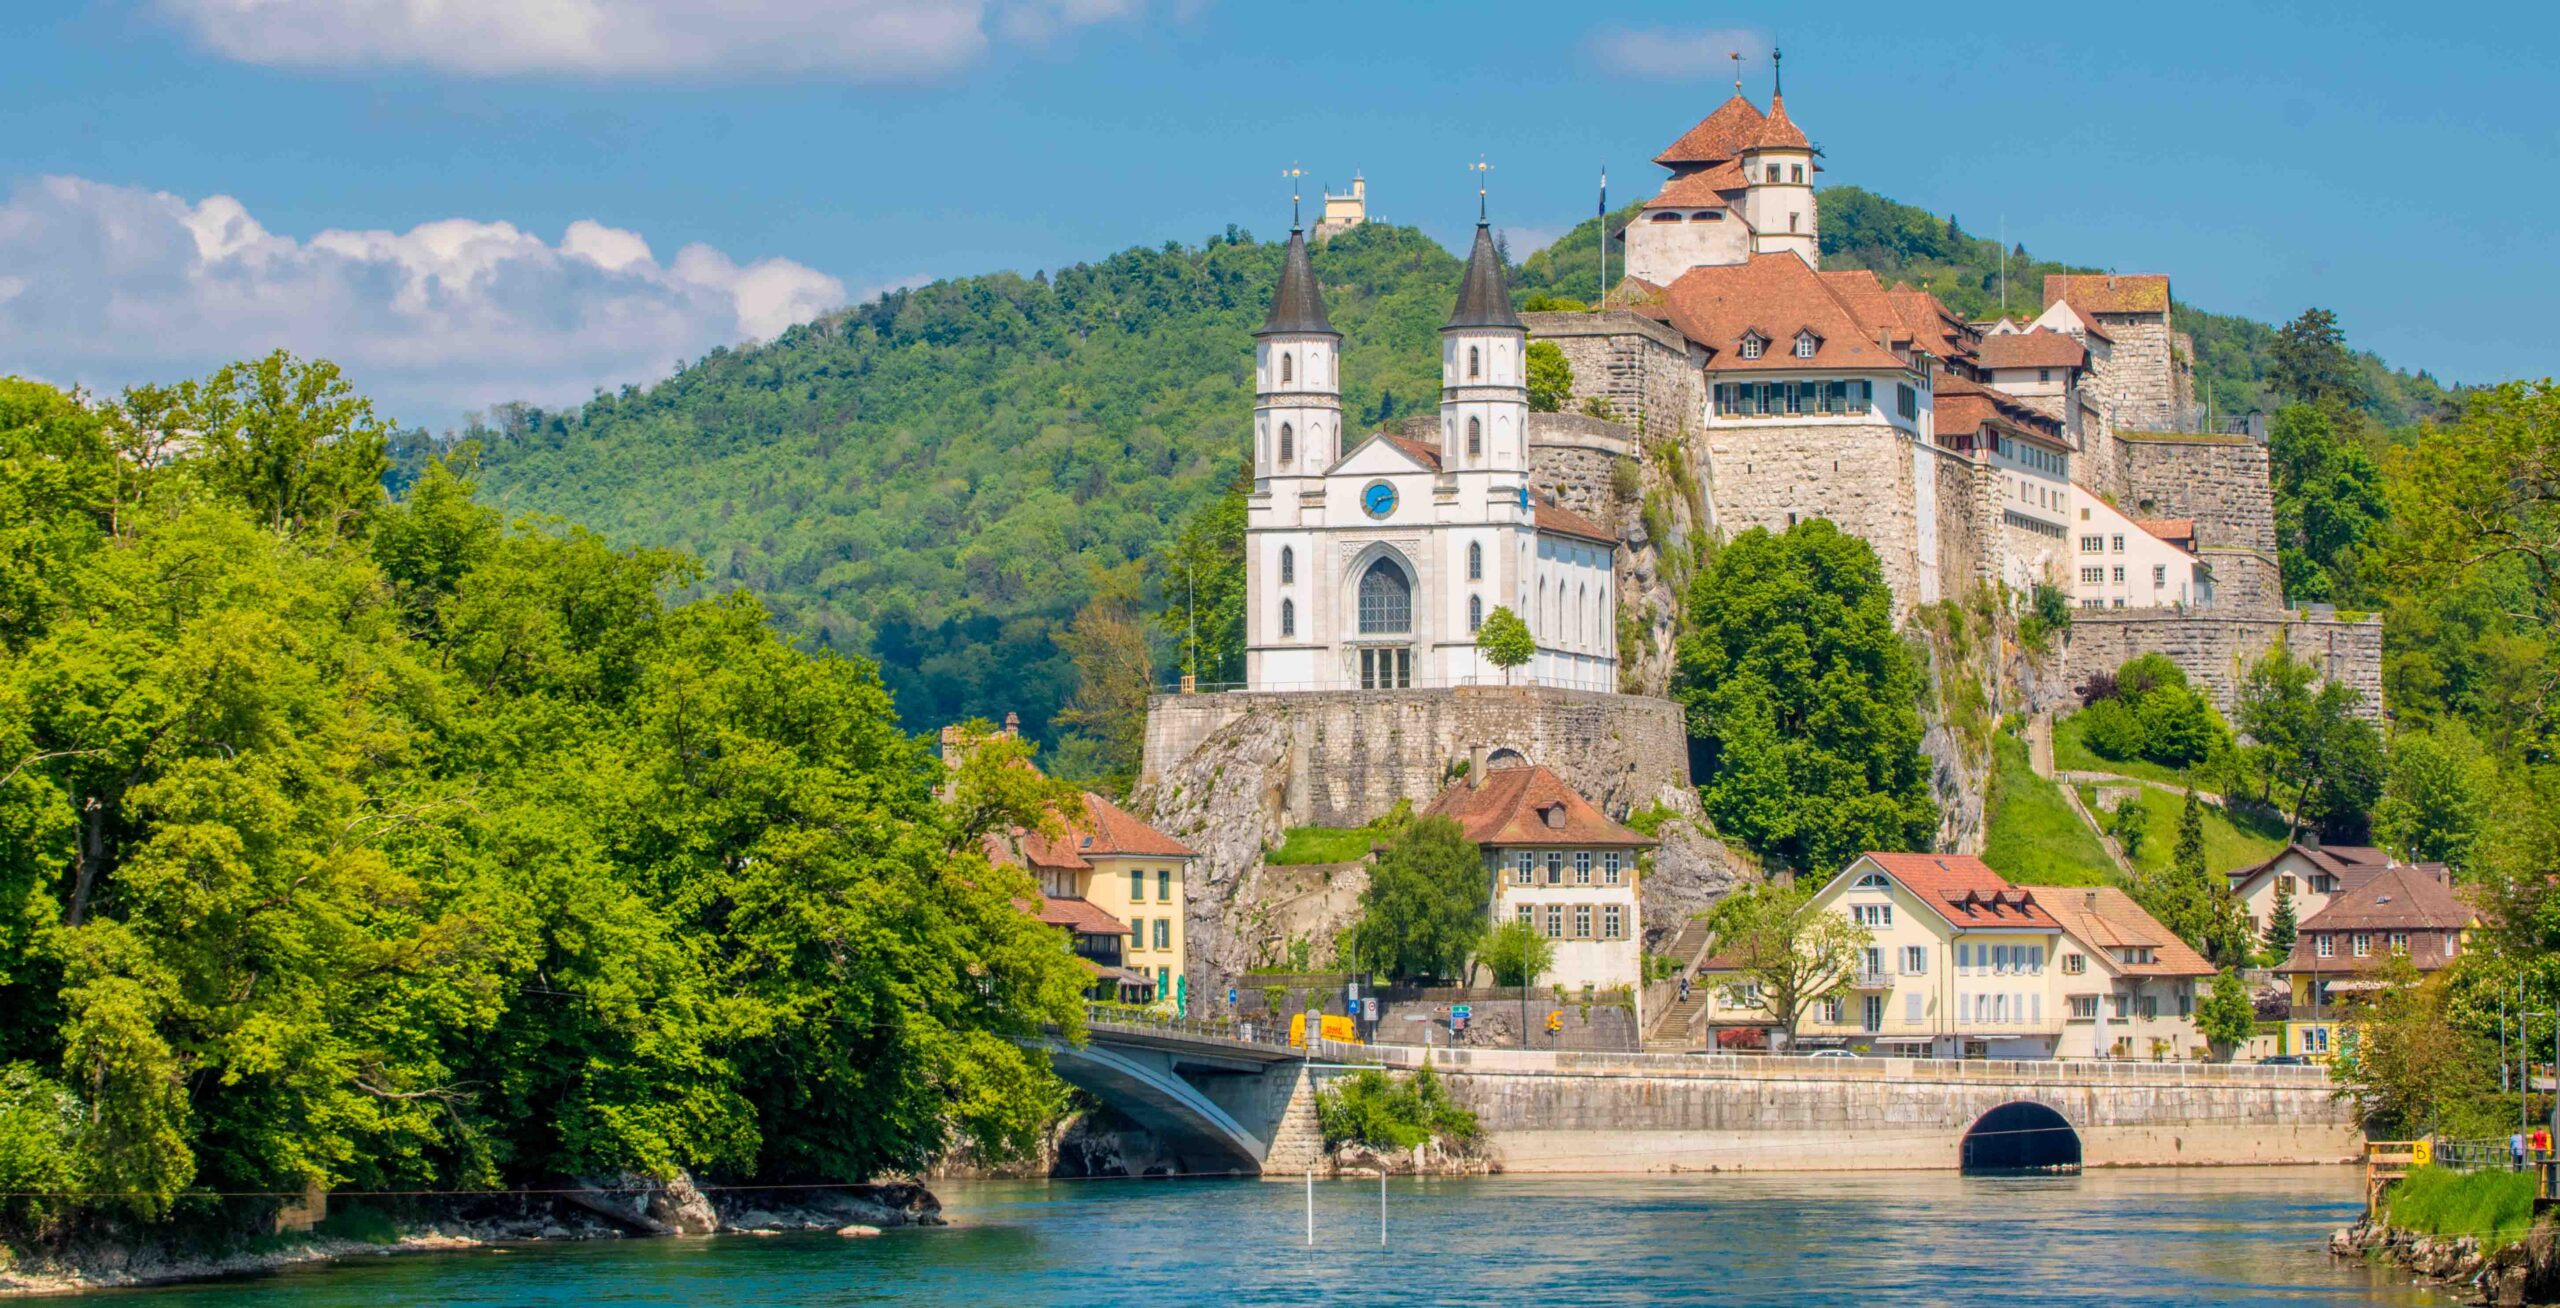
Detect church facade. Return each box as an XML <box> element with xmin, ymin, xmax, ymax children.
<box><xmin>1243</xmin><ymin>217</ymin><xmax>1617</xmax><ymax>693</ymax></box>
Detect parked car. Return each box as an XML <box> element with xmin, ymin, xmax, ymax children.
<box><xmin>1805</xmin><ymin>1049</ymin><xmax>1858</xmax><ymax>1059</ymax></box>
<box><xmin>2258</xmin><ymin>1054</ymin><xmax>2309</xmax><ymax>1066</ymax></box>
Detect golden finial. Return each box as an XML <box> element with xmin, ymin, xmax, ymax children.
<box><xmin>1282</xmin><ymin>163</ymin><xmax>1306</xmax><ymax>230</ymax></box>
<box><xmin>1468</xmin><ymin>155</ymin><xmax>1493</xmax><ymax>222</ymax></box>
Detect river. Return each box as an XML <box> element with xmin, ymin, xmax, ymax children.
<box><xmin>100</xmin><ymin>1167</ymin><xmax>2444</xmax><ymax>1305</ymax></box>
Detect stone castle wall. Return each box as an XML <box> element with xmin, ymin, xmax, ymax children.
<box><xmin>2111</xmin><ymin>432</ymin><xmax>2284</xmax><ymax>611</ymax></box>
<box><xmin>2097</xmin><ymin>314</ymin><xmax>2183</xmax><ymax>432</ymax></box>
<box><xmin>1523</xmin><ymin>412</ymin><xmax>1636</xmax><ymax>526</ymax></box>
<box><xmin>1702</xmin><ymin>423</ymin><xmax>1925</xmax><ymax>609</ymax></box>
<box><xmin>2060</xmin><ymin>610</ymin><xmax>2384</xmax><ymax>721</ymax></box>
<box><xmin>1522</xmin><ymin>311</ymin><xmax>1702</xmax><ymax>439</ymax></box>
<box><xmin>1934</xmin><ymin>444</ymin><xmax>1989</xmax><ymax>599</ymax></box>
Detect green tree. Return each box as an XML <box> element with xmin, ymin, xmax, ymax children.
<box><xmin>2263</xmin><ymin>877</ymin><xmax>2299</xmax><ymax>958</ymax></box>
<box><xmin>1476</xmin><ymin>917</ymin><xmax>1554</xmax><ymax>988</ymax></box>
<box><xmin>1346</xmin><ymin>816</ymin><xmax>1486</xmax><ymax>984</ymax></box>
<box><xmin>2135</xmin><ymin>791</ymin><xmax>2248</xmax><ymax>965</ymax></box>
<box><xmin>1153</xmin><ymin>467</ymin><xmax>1246</xmax><ymax>685</ymax></box>
<box><xmin>1673</xmin><ymin>521</ymin><xmax>1937</xmax><ymax>872</ymax></box>
<box><xmin>2332</xmin><ymin>955</ymin><xmax>2486</xmax><ymax>1137</ymax></box>
<box><xmin>1475</xmin><ymin>605</ymin><xmax>1534</xmax><ymax>684</ymax></box>
<box><xmin>1525</xmin><ymin>340</ymin><xmax>1574</xmax><ymax>413</ymax></box>
<box><xmin>2195</xmin><ymin>968</ymin><xmax>2258</xmax><ymax>1055</ymax></box>
<box><xmin>1702</xmin><ymin>882</ymin><xmax>1871</xmax><ymax>1051</ymax></box>
<box><xmin>2267</xmin><ymin>308</ymin><xmax>2367</xmax><ymax>414</ymax></box>
<box><xmin>1053</xmin><ymin>562</ymin><xmax>1155</xmax><ymax>790</ymax></box>
<box><xmin>2268</xmin><ymin>404</ymin><xmax>2387</xmax><ymax>603</ymax></box>
<box><xmin>180</xmin><ymin>350</ymin><xmax>393</xmax><ymax>538</ymax></box>
<box><xmin>2372</xmin><ymin>723</ymin><xmax>2493</xmax><ymax>875</ymax></box>
<box><xmin>2236</xmin><ymin>644</ymin><xmax>2384</xmax><ymax>841</ymax></box>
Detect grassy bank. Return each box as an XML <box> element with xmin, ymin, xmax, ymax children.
<box><xmin>1980</xmin><ymin>733</ymin><xmax>2118</xmax><ymax>885</ymax></box>
<box><xmin>2385</xmin><ymin>1166</ymin><xmax>2539</xmax><ymax>1250</ymax></box>
<box><xmin>1266</xmin><ymin>825</ymin><xmax>1386</xmax><ymax>866</ymax></box>
<box><xmin>2075</xmin><ymin>783</ymin><xmax>2289</xmax><ymax>878</ymax></box>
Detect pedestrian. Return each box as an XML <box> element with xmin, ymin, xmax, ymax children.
<box><xmin>1679</xmin><ymin>971</ymin><xmax>1692</xmax><ymax>1004</ymax></box>
<box><xmin>2512</xmin><ymin>1132</ymin><xmax>2528</xmax><ymax>1171</ymax></box>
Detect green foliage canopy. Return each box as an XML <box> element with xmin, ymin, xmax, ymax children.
<box><xmin>1346</xmin><ymin>816</ymin><xmax>1486</xmax><ymax>985</ymax></box>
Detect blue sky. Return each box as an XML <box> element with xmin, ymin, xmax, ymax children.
<box><xmin>3</xmin><ymin>1</ymin><xmax>2551</xmax><ymax>427</ymax></box>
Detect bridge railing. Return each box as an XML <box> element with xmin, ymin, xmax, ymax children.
<box><xmin>1316</xmin><ymin>1038</ymin><xmax>2338</xmax><ymax>1087</ymax></box>
<box><xmin>1081</xmin><ymin>1003</ymin><xmax>1299</xmax><ymax>1053</ymax></box>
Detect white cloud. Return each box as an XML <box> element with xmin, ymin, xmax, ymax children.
<box><xmin>0</xmin><ymin>175</ymin><xmax>852</xmax><ymax>426</ymax></box>
<box><xmin>1582</xmin><ymin>26</ymin><xmax>1770</xmax><ymax>82</ymax></box>
<box><xmin>154</xmin><ymin>0</ymin><xmax>1152</xmax><ymax>80</ymax></box>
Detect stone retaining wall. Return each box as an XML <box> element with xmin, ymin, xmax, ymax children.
<box><xmin>2114</xmin><ymin>431</ymin><xmax>2284</xmax><ymax>611</ymax></box>
<box><xmin>1521</xmin><ymin>310</ymin><xmax>1701</xmax><ymax>438</ymax></box>
<box><xmin>2060</xmin><ymin>610</ymin><xmax>2384</xmax><ymax>720</ymax></box>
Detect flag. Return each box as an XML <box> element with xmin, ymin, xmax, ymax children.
<box><xmin>1599</xmin><ymin>168</ymin><xmax>1607</xmax><ymax>216</ymax></box>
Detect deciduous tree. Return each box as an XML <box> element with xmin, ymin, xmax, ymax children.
<box><xmin>1347</xmin><ymin>817</ymin><xmax>1487</xmax><ymax>985</ymax></box>
<box><xmin>1702</xmin><ymin>882</ymin><xmax>1871</xmax><ymax>1052</ymax></box>
<box><xmin>1475</xmin><ymin>605</ymin><xmax>1534</xmax><ymax>683</ymax></box>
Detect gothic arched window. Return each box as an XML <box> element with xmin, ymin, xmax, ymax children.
<box><xmin>1467</xmin><ymin>542</ymin><xmax>1482</xmax><ymax>581</ymax></box>
<box><xmin>1280</xmin><ymin>598</ymin><xmax>1295</xmax><ymax>637</ymax></box>
<box><xmin>1467</xmin><ymin>416</ymin><xmax>1482</xmax><ymax>457</ymax></box>
<box><xmin>1281</xmin><ymin>353</ymin><xmax>1294</xmax><ymax>384</ymax></box>
<box><xmin>1469</xmin><ymin>594</ymin><xmax>1483</xmax><ymax>633</ymax></box>
<box><xmin>1279</xmin><ymin>422</ymin><xmax>1294</xmax><ymax>465</ymax></box>
<box><xmin>1468</xmin><ymin>345</ymin><xmax>1482</xmax><ymax>380</ymax></box>
<box><xmin>1279</xmin><ymin>545</ymin><xmax>1294</xmax><ymax>584</ymax></box>
<box><xmin>1356</xmin><ymin>558</ymin><xmax>1412</xmax><ymax>634</ymax></box>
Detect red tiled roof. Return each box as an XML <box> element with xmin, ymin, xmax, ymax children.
<box><xmin>1425</xmin><ymin>765</ymin><xmax>1654</xmax><ymax>848</ymax></box>
<box><xmin>1855</xmin><ymin>852</ymin><xmax>2061</xmax><ymax>929</ymax></box>
<box><xmin>1884</xmin><ymin>285</ymin><xmax>1970</xmax><ymax>363</ymax></box>
<box><xmin>1661</xmin><ymin>254</ymin><xmax>1907</xmax><ymax>373</ymax></box>
<box><xmin>2044</xmin><ymin>273</ymin><xmax>2171</xmax><ymax>316</ymax></box>
<box><xmin>1933</xmin><ymin>375</ymin><xmax>2064</xmax><ymax>444</ymax></box>
<box><xmin>1816</xmin><ymin>269</ymin><xmax>1907</xmax><ymax>345</ymax></box>
<box><xmin>1748</xmin><ymin>93</ymin><xmax>1812</xmax><ymax>150</ymax></box>
<box><xmin>1381</xmin><ymin>431</ymin><xmax>1442</xmax><ymax>472</ymax></box>
<box><xmin>983</xmin><ymin>829</ymin><xmax>1090</xmax><ymax>872</ymax></box>
<box><xmin>2296</xmin><ymin>864</ymin><xmax>2479</xmax><ymax>933</ymax></box>
<box><xmin>1072</xmin><ymin>792</ymin><xmax>1195</xmax><ymax>859</ymax></box>
<box><xmin>1645</xmin><ymin>168</ymin><xmax>1745</xmax><ymax>211</ymax></box>
<box><xmin>2226</xmin><ymin>843</ymin><xmax>2406</xmax><ymax>894</ymax></box>
<box><xmin>2134</xmin><ymin>517</ymin><xmax>2196</xmax><ymax>548</ymax></box>
<box><xmin>1022</xmin><ymin>894</ymin><xmax>1129</xmax><ymax>936</ymax></box>
<box><xmin>2019</xmin><ymin>885</ymin><xmax>2216</xmax><ymax>978</ymax></box>
<box><xmin>1534</xmin><ymin>495</ymin><xmax>1616</xmax><ymax>545</ymax></box>
<box><xmin>1653</xmin><ymin>94</ymin><xmax>1766</xmax><ymax>167</ymax></box>
<box><xmin>1974</xmin><ymin>329</ymin><xmax>2087</xmax><ymax>371</ymax></box>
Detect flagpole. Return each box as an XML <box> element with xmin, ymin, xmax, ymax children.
<box><xmin>1597</xmin><ymin>167</ymin><xmax>1607</xmax><ymax>308</ymax></box>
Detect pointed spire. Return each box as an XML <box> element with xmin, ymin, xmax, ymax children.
<box><xmin>1257</xmin><ymin>227</ymin><xmax>1336</xmax><ymax>338</ymax></box>
<box><xmin>1445</xmin><ymin>221</ymin><xmax>1522</xmax><ymax>332</ymax></box>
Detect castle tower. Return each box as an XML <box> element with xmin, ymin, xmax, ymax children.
<box><xmin>1440</xmin><ymin>219</ymin><xmax>1527</xmax><ymax>472</ymax></box>
<box><xmin>1254</xmin><ymin>224</ymin><xmax>1341</xmax><ymax>480</ymax></box>
<box><xmin>1739</xmin><ymin>89</ymin><xmax>1819</xmax><ymax>265</ymax></box>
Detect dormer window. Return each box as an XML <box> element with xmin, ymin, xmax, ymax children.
<box><xmin>1794</xmin><ymin>330</ymin><xmax>1818</xmax><ymax>359</ymax></box>
<box><xmin>1739</xmin><ymin>332</ymin><xmax>1766</xmax><ymax>360</ymax></box>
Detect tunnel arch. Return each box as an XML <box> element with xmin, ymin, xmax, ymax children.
<box><xmin>1960</xmin><ymin>1101</ymin><xmax>2082</xmax><ymax>1173</ymax></box>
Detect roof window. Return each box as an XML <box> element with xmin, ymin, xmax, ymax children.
<box><xmin>1739</xmin><ymin>332</ymin><xmax>1765</xmax><ymax>360</ymax></box>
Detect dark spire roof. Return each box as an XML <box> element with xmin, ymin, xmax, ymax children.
<box><xmin>1444</xmin><ymin>222</ymin><xmax>1522</xmax><ymax>332</ymax></box>
<box><xmin>1256</xmin><ymin>227</ymin><xmax>1337</xmax><ymax>338</ymax></box>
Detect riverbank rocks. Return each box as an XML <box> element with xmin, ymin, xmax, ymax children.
<box><xmin>2331</xmin><ymin>1214</ymin><xmax>2560</xmax><ymax>1306</ymax></box>
<box><xmin>646</xmin><ymin>1173</ymin><xmax>719</xmax><ymax>1237</ymax></box>
<box><xmin>1327</xmin><ymin>1138</ymin><xmax>1495</xmax><ymax>1178</ymax></box>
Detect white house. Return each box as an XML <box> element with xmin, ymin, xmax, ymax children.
<box><xmin>2068</xmin><ymin>487</ymin><xmax>2213</xmax><ymax>610</ymax></box>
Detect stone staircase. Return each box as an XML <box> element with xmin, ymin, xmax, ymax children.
<box><xmin>1640</xmin><ymin>918</ymin><xmax>1719</xmax><ymax>1053</ymax></box>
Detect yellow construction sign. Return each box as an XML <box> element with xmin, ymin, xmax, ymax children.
<box><xmin>1289</xmin><ymin>1012</ymin><xmax>1359</xmax><ymax>1047</ymax></box>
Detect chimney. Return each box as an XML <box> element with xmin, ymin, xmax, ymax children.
<box><xmin>2300</xmin><ymin>829</ymin><xmax>2321</xmax><ymax>850</ymax></box>
<box><xmin>2085</xmin><ymin>890</ymin><xmax>2099</xmax><ymax>911</ymax></box>
<box><xmin>1469</xmin><ymin>744</ymin><xmax>1489</xmax><ymax>787</ymax></box>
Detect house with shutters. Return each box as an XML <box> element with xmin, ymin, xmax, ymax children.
<box><xmin>2022</xmin><ymin>885</ymin><xmax>2216</xmax><ymax>1060</ymax></box>
<box><xmin>1424</xmin><ymin>763</ymin><xmax>1653</xmax><ymax>999</ymax></box>
<box><xmin>2273</xmin><ymin>864</ymin><xmax>2482</xmax><ymax>1060</ymax></box>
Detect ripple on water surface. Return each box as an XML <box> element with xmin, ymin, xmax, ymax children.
<box><xmin>102</xmin><ymin>1166</ymin><xmax>2451</xmax><ymax>1306</ymax></box>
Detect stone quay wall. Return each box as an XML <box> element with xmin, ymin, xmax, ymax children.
<box><xmin>1522</xmin><ymin>311</ymin><xmax>1702</xmax><ymax>439</ymax></box>
<box><xmin>1326</xmin><ymin>1044</ymin><xmax>2359</xmax><ymax>1171</ymax></box>
<box><xmin>2060</xmin><ymin>609</ymin><xmax>2385</xmax><ymax>720</ymax></box>
<box><xmin>2113</xmin><ymin>431</ymin><xmax>2284</xmax><ymax>611</ymax></box>
<box><xmin>1139</xmin><ymin>685</ymin><xmax>1691</xmax><ymax>832</ymax></box>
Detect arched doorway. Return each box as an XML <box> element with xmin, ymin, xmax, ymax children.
<box><xmin>1960</xmin><ymin>1101</ymin><xmax>2081</xmax><ymax>1173</ymax></box>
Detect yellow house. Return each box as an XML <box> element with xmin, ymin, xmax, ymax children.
<box><xmin>2020</xmin><ymin>885</ymin><xmax>2215</xmax><ymax>1060</ymax></box>
<box><xmin>1788</xmin><ymin>853</ymin><xmax>2070</xmax><ymax>1058</ymax></box>
<box><xmin>1062</xmin><ymin>793</ymin><xmax>1198</xmax><ymax>1012</ymax></box>
<box><xmin>2274</xmin><ymin>865</ymin><xmax>2481</xmax><ymax>1061</ymax></box>
<box><xmin>2226</xmin><ymin>842</ymin><xmax>2442</xmax><ymax>946</ymax></box>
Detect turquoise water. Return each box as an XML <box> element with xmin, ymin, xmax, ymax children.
<box><xmin>108</xmin><ymin>1167</ymin><xmax>2443</xmax><ymax>1305</ymax></box>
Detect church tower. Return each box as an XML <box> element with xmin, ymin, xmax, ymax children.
<box><xmin>1254</xmin><ymin>222</ymin><xmax>1341</xmax><ymax>480</ymax></box>
<box><xmin>1440</xmin><ymin>219</ymin><xmax>1527</xmax><ymax>472</ymax></box>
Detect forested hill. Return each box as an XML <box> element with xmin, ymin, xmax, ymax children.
<box><xmin>450</xmin><ymin>189</ymin><xmax>2460</xmax><ymax>749</ymax></box>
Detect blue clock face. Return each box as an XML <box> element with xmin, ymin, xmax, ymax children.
<box><xmin>1362</xmin><ymin>481</ymin><xmax>1398</xmax><ymax>519</ymax></box>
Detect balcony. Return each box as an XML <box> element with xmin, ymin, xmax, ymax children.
<box><xmin>1851</xmin><ymin>968</ymin><xmax>1893</xmax><ymax>989</ymax></box>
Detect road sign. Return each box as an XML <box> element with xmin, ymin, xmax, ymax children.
<box><xmin>1362</xmin><ymin>997</ymin><xmax>1378</xmax><ymax>1021</ymax></box>
<box><xmin>1227</xmin><ymin>987</ymin><xmax>1239</xmax><ymax>1007</ymax></box>
<box><xmin>1451</xmin><ymin>1005</ymin><xmax>1472</xmax><ymax>1020</ymax></box>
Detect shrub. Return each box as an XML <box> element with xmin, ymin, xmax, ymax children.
<box><xmin>1314</xmin><ymin>1065</ymin><xmax>1478</xmax><ymax>1150</ymax></box>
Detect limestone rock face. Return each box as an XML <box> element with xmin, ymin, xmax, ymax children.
<box><xmin>646</xmin><ymin>1172</ymin><xmax>719</xmax><ymax>1237</ymax></box>
<box><xmin>1641</xmin><ymin>814</ymin><xmax>1753</xmax><ymax>947</ymax></box>
<box><xmin>1131</xmin><ymin>709</ymin><xmax>1296</xmax><ymax>987</ymax></box>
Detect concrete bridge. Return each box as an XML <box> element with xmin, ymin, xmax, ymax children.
<box><xmin>1048</xmin><ymin>1012</ymin><xmax>2361</xmax><ymax>1176</ymax></box>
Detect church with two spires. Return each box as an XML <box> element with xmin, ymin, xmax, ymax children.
<box><xmin>1242</xmin><ymin>213</ymin><xmax>1618</xmax><ymax>694</ymax></box>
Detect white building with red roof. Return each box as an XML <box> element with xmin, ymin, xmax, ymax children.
<box><xmin>1424</xmin><ymin>763</ymin><xmax>1656</xmax><ymax>997</ymax></box>
<box><xmin>1245</xmin><ymin>207</ymin><xmax>1617</xmax><ymax>693</ymax></box>
<box><xmin>2067</xmin><ymin>485</ymin><xmax>2214</xmax><ymax>610</ymax></box>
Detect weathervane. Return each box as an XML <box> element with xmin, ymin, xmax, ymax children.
<box><xmin>1469</xmin><ymin>155</ymin><xmax>1493</xmax><ymax>223</ymax></box>
<box><xmin>1283</xmin><ymin>163</ymin><xmax>1305</xmax><ymax>230</ymax></box>
<box><xmin>1773</xmin><ymin>46</ymin><xmax>1784</xmax><ymax>97</ymax></box>
<box><xmin>1730</xmin><ymin>50</ymin><xmax>1741</xmax><ymax>94</ymax></box>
